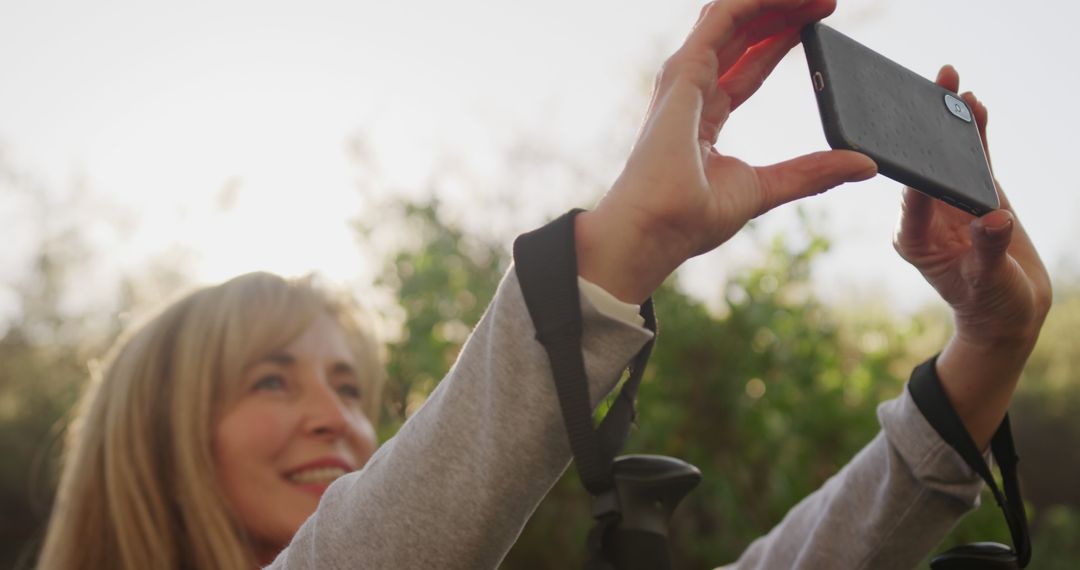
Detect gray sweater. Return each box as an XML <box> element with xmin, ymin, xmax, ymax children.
<box><xmin>268</xmin><ymin>270</ymin><xmax>984</xmax><ymax>569</ymax></box>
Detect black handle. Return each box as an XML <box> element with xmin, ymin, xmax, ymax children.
<box><xmin>593</xmin><ymin>455</ymin><xmax>701</xmax><ymax>570</ymax></box>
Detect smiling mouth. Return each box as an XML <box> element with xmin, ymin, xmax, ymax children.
<box><xmin>287</xmin><ymin>467</ymin><xmax>348</xmax><ymax>485</ymax></box>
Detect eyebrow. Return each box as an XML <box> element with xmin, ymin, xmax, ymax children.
<box><xmin>330</xmin><ymin>362</ymin><xmax>359</xmax><ymax>378</ymax></box>
<box><xmin>259</xmin><ymin>351</ymin><xmax>295</xmax><ymax>366</ymax></box>
<box><xmin>255</xmin><ymin>351</ymin><xmax>358</xmax><ymax>377</ymax></box>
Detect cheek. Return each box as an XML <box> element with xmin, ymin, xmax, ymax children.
<box><xmin>213</xmin><ymin>401</ymin><xmax>310</xmax><ymax>554</ymax></box>
<box><xmin>345</xmin><ymin>412</ymin><xmax>378</xmax><ymax>466</ymax></box>
<box><xmin>214</xmin><ymin>401</ymin><xmax>298</xmax><ymax>488</ymax></box>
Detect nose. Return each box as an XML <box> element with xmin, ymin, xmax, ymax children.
<box><xmin>300</xmin><ymin>378</ymin><xmax>350</xmax><ymax>439</ymax></box>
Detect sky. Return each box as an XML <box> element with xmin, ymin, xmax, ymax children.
<box><xmin>1</xmin><ymin>0</ymin><xmax>1077</xmax><ymax>323</ymax></box>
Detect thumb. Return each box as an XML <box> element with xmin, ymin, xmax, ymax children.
<box><xmin>755</xmin><ymin>150</ymin><xmax>877</xmax><ymax>215</ymax></box>
<box><xmin>969</xmin><ymin>209</ymin><xmax>1015</xmax><ymax>280</ymax></box>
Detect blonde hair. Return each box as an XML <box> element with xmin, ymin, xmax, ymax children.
<box><xmin>38</xmin><ymin>272</ymin><xmax>382</xmax><ymax>570</ymax></box>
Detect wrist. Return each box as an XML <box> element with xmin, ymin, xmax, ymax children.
<box><xmin>934</xmin><ymin>334</ymin><xmax>1033</xmax><ymax>449</ymax></box>
<box><xmin>574</xmin><ymin>207</ymin><xmax>682</xmax><ymax>305</ymax></box>
<box><xmin>939</xmin><ymin>333</ymin><xmax>1033</xmax><ymax>377</ymax></box>
<box><xmin>951</xmin><ymin>312</ymin><xmax>1044</xmax><ymax>354</ymax></box>
<box><xmin>949</xmin><ymin>272</ymin><xmax>1051</xmax><ymax>352</ymax></box>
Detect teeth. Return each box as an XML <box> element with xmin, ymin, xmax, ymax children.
<box><xmin>288</xmin><ymin>467</ymin><xmax>347</xmax><ymax>485</ymax></box>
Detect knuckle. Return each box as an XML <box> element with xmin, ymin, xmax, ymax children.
<box><xmin>698</xmin><ymin>0</ymin><xmax>722</xmax><ymax>21</ymax></box>
<box><xmin>697</xmin><ymin>2</ymin><xmax>712</xmax><ymax>21</ymax></box>
<box><xmin>662</xmin><ymin>49</ymin><xmax>718</xmax><ymax>87</ymax></box>
<box><xmin>657</xmin><ymin>52</ymin><xmax>692</xmax><ymax>87</ymax></box>
<box><xmin>1034</xmin><ymin>283</ymin><xmax>1053</xmax><ymax>316</ymax></box>
<box><xmin>967</xmin><ymin>274</ymin><xmax>989</xmax><ymax>293</ymax></box>
<box><xmin>655</xmin><ymin>57</ymin><xmax>676</xmax><ymax>90</ymax></box>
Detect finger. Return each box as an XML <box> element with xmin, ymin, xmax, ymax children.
<box><xmin>698</xmin><ymin>89</ymin><xmax>733</xmax><ymax>145</ymax></box>
<box><xmin>643</xmin><ymin>56</ymin><xmax>716</xmax><ymax>146</ymax></box>
<box><xmin>936</xmin><ymin>64</ymin><xmax>960</xmax><ymax>93</ymax></box>
<box><xmin>958</xmin><ymin>93</ymin><xmax>1044</xmax><ymax>276</ymax></box>
<box><xmin>961</xmin><ymin>90</ymin><xmax>993</xmax><ymax>170</ymax></box>
<box><xmin>959</xmin><ymin>90</ymin><xmax>1017</xmax><ymax>217</ymax></box>
<box><xmin>637</xmin><ymin>76</ymin><xmax>718</xmax><ymax>168</ymax></box>
<box><xmin>966</xmin><ymin>91</ymin><xmax>989</xmax><ymax>137</ymax></box>
<box><xmin>969</xmin><ymin>209</ymin><xmax>1015</xmax><ymax>283</ymax></box>
<box><xmin>938</xmin><ymin>66</ymin><xmax>1001</xmax><ymax>206</ymax></box>
<box><xmin>953</xmin><ymin>87</ymin><xmax>1050</xmax><ymax>300</ymax></box>
<box><xmin>663</xmin><ymin>0</ymin><xmax>830</xmax><ymax>138</ymax></box>
<box><xmin>711</xmin><ymin>1</ymin><xmax>833</xmax><ymax>73</ymax></box>
<box><xmin>895</xmin><ymin>186</ymin><xmax>935</xmax><ymax>247</ymax></box>
<box><xmin>687</xmin><ymin>0</ymin><xmax>827</xmax><ymax>60</ymax></box>
<box><xmin>974</xmin><ymin>206</ymin><xmax>1050</xmax><ymax>309</ymax></box>
<box><xmin>718</xmin><ymin>26</ymin><xmax>802</xmax><ymax>111</ymax></box>
<box><xmin>691</xmin><ymin>7</ymin><xmax>816</xmax><ymax>140</ymax></box>
<box><xmin>755</xmin><ymin>150</ymin><xmax>877</xmax><ymax>215</ymax></box>
<box><xmin>656</xmin><ymin>1</ymin><xmax>796</xmax><ymax>133</ymax></box>
<box><xmin>711</xmin><ymin>11</ymin><xmax>788</xmax><ymax>78</ymax></box>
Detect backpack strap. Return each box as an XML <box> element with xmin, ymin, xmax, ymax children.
<box><xmin>909</xmin><ymin>357</ymin><xmax>1031</xmax><ymax>568</ymax></box>
<box><xmin>513</xmin><ymin>209</ymin><xmax>657</xmax><ymax>497</ymax></box>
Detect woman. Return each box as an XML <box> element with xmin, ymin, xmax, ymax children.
<box><xmin>40</xmin><ymin>265</ymin><xmax>663</xmax><ymax>569</ymax></box>
<box><xmin>39</xmin><ymin>273</ymin><xmax>383</xmax><ymax>568</ymax></box>
<box><xmin>40</xmin><ymin>0</ymin><xmax>1051</xmax><ymax>567</ymax></box>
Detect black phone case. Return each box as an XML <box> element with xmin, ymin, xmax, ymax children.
<box><xmin>801</xmin><ymin>22</ymin><xmax>999</xmax><ymax>215</ymax></box>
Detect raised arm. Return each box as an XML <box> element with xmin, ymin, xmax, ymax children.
<box><xmin>269</xmin><ymin>270</ymin><xmax>654</xmax><ymax>568</ymax></box>
<box><xmin>575</xmin><ymin>0</ymin><xmax>876</xmax><ymax>302</ymax></box>
<box><xmin>727</xmin><ymin>65</ymin><xmax>1050</xmax><ymax>568</ymax></box>
<box><xmin>894</xmin><ymin>66</ymin><xmax>1051</xmax><ymax>450</ymax></box>
<box><xmin>578</xmin><ymin>2</ymin><xmax>1051</xmax><ymax>568</ymax></box>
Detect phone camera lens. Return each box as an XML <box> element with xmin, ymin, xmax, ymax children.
<box><xmin>944</xmin><ymin>93</ymin><xmax>972</xmax><ymax>122</ymax></box>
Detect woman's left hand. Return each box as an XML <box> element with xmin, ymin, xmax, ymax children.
<box><xmin>894</xmin><ymin>65</ymin><xmax>1052</xmax><ymax>448</ymax></box>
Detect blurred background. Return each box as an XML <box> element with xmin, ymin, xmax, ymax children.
<box><xmin>2</xmin><ymin>0</ymin><xmax>1078</xmax><ymax>567</ymax></box>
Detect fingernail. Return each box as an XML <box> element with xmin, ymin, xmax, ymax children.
<box><xmin>983</xmin><ymin>218</ymin><xmax>1013</xmax><ymax>236</ymax></box>
<box><xmin>857</xmin><ymin>160</ymin><xmax>878</xmax><ymax>179</ymax></box>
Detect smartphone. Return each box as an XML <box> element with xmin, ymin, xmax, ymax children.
<box><xmin>801</xmin><ymin>22</ymin><xmax>999</xmax><ymax>216</ymax></box>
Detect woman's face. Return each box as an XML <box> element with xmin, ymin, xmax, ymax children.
<box><xmin>214</xmin><ymin>313</ymin><xmax>377</xmax><ymax>560</ymax></box>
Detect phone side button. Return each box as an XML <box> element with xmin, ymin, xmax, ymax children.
<box><xmin>939</xmin><ymin>195</ymin><xmax>976</xmax><ymax>215</ymax></box>
<box><xmin>813</xmin><ymin>71</ymin><xmax>825</xmax><ymax>92</ymax></box>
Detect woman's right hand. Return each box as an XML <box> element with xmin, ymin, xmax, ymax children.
<box><xmin>576</xmin><ymin>0</ymin><xmax>876</xmax><ymax>304</ymax></box>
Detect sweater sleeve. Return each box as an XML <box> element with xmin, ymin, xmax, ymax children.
<box><xmin>721</xmin><ymin>387</ymin><xmax>985</xmax><ymax>570</ymax></box>
<box><xmin>267</xmin><ymin>267</ymin><xmax>654</xmax><ymax>569</ymax></box>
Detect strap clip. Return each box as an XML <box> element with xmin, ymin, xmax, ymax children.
<box><xmin>592</xmin><ymin>488</ymin><xmax>622</xmax><ymax>520</ymax></box>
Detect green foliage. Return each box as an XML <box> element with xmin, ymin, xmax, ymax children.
<box><xmin>1028</xmin><ymin>505</ymin><xmax>1080</xmax><ymax>570</ymax></box>
<box><xmin>905</xmin><ymin>287</ymin><xmax>1080</xmax><ymax>566</ymax></box>
<box><xmin>360</xmin><ymin>200</ymin><xmax>507</xmax><ymax>436</ymax></box>
<box><xmin>637</xmin><ymin>233</ymin><xmax>905</xmax><ymax>565</ymax></box>
<box><xmin>506</xmin><ymin>224</ymin><xmax>937</xmax><ymax>567</ymax></box>
<box><xmin>0</xmin><ymin>192</ymin><xmax>180</xmax><ymax>568</ymax></box>
<box><xmin>0</xmin><ymin>329</ymin><xmax>84</xmax><ymax>569</ymax></box>
<box><xmin>373</xmin><ymin>200</ymin><xmax>1080</xmax><ymax>567</ymax></box>
<box><xmin>0</xmin><ymin>250</ymin><xmax>103</xmax><ymax>569</ymax></box>
<box><xmin>3</xmin><ymin>193</ymin><xmax>1080</xmax><ymax>567</ymax></box>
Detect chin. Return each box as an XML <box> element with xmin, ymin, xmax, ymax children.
<box><xmin>285</xmin><ymin>490</ymin><xmax>323</xmax><ymax>527</ymax></box>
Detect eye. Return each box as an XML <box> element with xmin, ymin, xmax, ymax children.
<box><xmin>336</xmin><ymin>383</ymin><xmax>362</xmax><ymax>400</ymax></box>
<box><xmin>252</xmin><ymin>374</ymin><xmax>286</xmax><ymax>392</ymax></box>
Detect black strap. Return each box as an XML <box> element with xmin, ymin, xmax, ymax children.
<box><xmin>585</xmin><ymin>514</ymin><xmax>620</xmax><ymax>570</ymax></box>
<box><xmin>908</xmin><ymin>357</ymin><xmax>1031</xmax><ymax>567</ymax></box>
<box><xmin>606</xmin><ymin>529</ymin><xmax>671</xmax><ymax>570</ymax></box>
<box><xmin>513</xmin><ymin>209</ymin><xmax>657</xmax><ymax>498</ymax></box>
